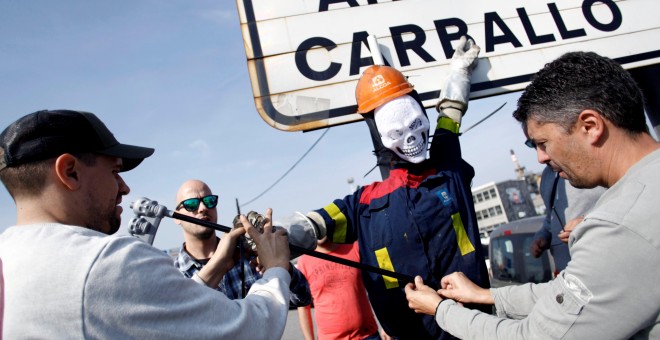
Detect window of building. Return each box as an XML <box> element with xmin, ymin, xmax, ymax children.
<box><xmin>477</xmin><ymin>193</ymin><xmax>483</xmax><ymax>202</ymax></box>
<box><xmin>476</xmin><ymin>211</ymin><xmax>482</xmax><ymax>220</ymax></box>
<box><xmin>483</xmin><ymin>190</ymin><xmax>490</xmax><ymax>200</ymax></box>
<box><xmin>488</xmin><ymin>207</ymin><xmax>496</xmax><ymax>216</ymax></box>
<box><xmin>482</xmin><ymin>209</ymin><xmax>489</xmax><ymax>219</ymax></box>
<box><xmin>495</xmin><ymin>206</ymin><xmax>503</xmax><ymax>215</ymax></box>
<box><xmin>490</xmin><ymin>188</ymin><xmax>497</xmax><ymax>198</ymax></box>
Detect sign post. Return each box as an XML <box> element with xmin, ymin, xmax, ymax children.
<box><xmin>236</xmin><ymin>0</ymin><xmax>660</xmax><ymax>132</ymax></box>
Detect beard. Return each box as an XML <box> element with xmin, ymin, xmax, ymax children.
<box><xmin>556</xmin><ymin>140</ymin><xmax>599</xmax><ymax>189</ymax></box>
<box><xmin>566</xmin><ymin>173</ymin><xmax>598</xmax><ymax>189</ymax></box>
<box><xmin>107</xmin><ymin>214</ymin><xmax>121</xmax><ymax>234</ymax></box>
<box><xmin>84</xmin><ymin>191</ymin><xmax>121</xmax><ymax>235</ymax></box>
<box><xmin>192</xmin><ymin>226</ymin><xmax>215</xmax><ymax>240</ymax></box>
<box><xmin>87</xmin><ymin>208</ymin><xmax>120</xmax><ymax>235</ymax></box>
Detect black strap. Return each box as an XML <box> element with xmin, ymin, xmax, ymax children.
<box><xmin>547</xmin><ymin>172</ymin><xmax>565</xmax><ymax>228</ymax></box>
<box><xmin>548</xmin><ymin>172</ymin><xmax>561</xmax><ymax>212</ymax></box>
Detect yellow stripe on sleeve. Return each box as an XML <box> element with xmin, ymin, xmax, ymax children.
<box><xmin>374</xmin><ymin>247</ymin><xmax>399</xmax><ymax>289</ymax></box>
<box><xmin>436</xmin><ymin>116</ymin><xmax>461</xmax><ymax>134</ymax></box>
<box><xmin>323</xmin><ymin>203</ymin><xmax>347</xmax><ymax>243</ymax></box>
<box><xmin>451</xmin><ymin>213</ymin><xmax>475</xmax><ymax>256</ymax></box>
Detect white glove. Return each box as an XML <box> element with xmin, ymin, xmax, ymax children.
<box><xmin>436</xmin><ymin>36</ymin><xmax>481</xmax><ymax>123</ymax></box>
<box><xmin>274</xmin><ymin>212</ymin><xmax>320</xmax><ymax>258</ymax></box>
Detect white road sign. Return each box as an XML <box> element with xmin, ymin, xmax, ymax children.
<box><xmin>236</xmin><ymin>0</ymin><xmax>660</xmax><ymax>132</ymax></box>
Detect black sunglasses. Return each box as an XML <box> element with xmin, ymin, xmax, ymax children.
<box><xmin>524</xmin><ymin>139</ymin><xmax>537</xmax><ymax>149</ymax></box>
<box><xmin>176</xmin><ymin>195</ymin><xmax>219</xmax><ymax>212</ymax></box>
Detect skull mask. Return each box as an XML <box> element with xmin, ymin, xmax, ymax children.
<box><xmin>374</xmin><ymin>95</ymin><xmax>430</xmax><ymax>164</ymax></box>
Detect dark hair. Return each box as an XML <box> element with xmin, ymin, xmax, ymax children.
<box><xmin>0</xmin><ymin>153</ymin><xmax>97</xmax><ymax>199</ymax></box>
<box><xmin>513</xmin><ymin>52</ymin><xmax>647</xmax><ymax>135</ymax></box>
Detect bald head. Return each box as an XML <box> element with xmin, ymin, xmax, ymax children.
<box><xmin>175</xmin><ymin>179</ymin><xmax>218</xmax><ymax>240</ymax></box>
<box><xmin>176</xmin><ymin>179</ymin><xmax>212</xmax><ymax>204</ymax></box>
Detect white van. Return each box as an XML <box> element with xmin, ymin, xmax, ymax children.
<box><xmin>488</xmin><ymin>215</ymin><xmax>556</xmax><ymax>288</ymax></box>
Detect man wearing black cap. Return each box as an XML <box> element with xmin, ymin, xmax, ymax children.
<box><xmin>0</xmin><ymin>110</ymin><xmax>294</xmax><ymax>338</ymax></box>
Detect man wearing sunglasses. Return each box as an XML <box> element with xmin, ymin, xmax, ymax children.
<box><xmin>405</xmin><ymin>52</ymin><xmax>660</xmax><ymax>339</ymax></box>
<box><xmin>174</xmin><ymin>179</ymin><xmax>312</xmax><ymax>306</ymax></box>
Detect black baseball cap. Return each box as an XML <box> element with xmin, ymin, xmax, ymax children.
<box><xmin>0</xmin><ymin>110</ymin><xmax>154</xmax><ymax>172</ymax></box>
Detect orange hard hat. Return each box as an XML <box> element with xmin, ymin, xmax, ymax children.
<box><xmin>355</xmin><ymin>65</ymin><xmax>414</xmax><ymax>114</ymax></box>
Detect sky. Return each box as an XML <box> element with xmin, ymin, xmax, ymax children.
<box><xmin>0</xmin><ymin>0</ymin><xmax>568</xmax><ymax>251</ymax></box>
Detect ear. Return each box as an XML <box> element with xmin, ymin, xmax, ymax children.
<box><xmin>576</xmin><ymin>109</ymin><xmax>606</xmax><ymax>145</ymax></box>
<box><xmin>54</xmin><ymin>154</ymin><xmax>82</xmax><ymax>191</ymax></box>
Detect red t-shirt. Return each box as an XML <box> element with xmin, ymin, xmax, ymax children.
<box><xmin>297</xmin><ymin>243</ymin><xmax>378</xmax><ymax>340</ymax></box>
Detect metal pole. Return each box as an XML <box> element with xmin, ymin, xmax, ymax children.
<box><xmin>129</xmin><ymin>198</ymin><xmax>415</xmax><ymax>284</ymax></box>
<box><xmin>367</xmin><ymin>35</ymin><xmax>384</xmax><ymax>66</ymax></box>
<box><xmin>170</xmin><ymin>211</ymin><xmax>414</xmax><ymax>283</ymax></box>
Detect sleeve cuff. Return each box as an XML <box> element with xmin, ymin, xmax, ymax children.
<box><xmin>435</xmin><ymin>299</ymin><xmax>458</xmax><ymax>326</ymax></box>
<box><xmin>191</xmin><ymin>273</ymin><xmax>207</xmax><ymax>286</ymax></box>
<box><xmin>263</xmin><ymin>266</ymin><xmax>292</xmax><ymax>287</ymax></box>
<box><xmin>490</xmin><ymin>288</ymin><xmax>506</xmax><ymax>318</ymax></box>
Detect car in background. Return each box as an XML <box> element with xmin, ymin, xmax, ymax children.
<box><xmin>488</xmin><ymin>215</ymin><xmax>556</xmax><ymax>288</ymax></box>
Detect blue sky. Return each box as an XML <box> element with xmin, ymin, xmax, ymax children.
<box><xmin>0</xmin><ymin>1</ymin><xmax>552</xmax><ymax>250</ymax></box>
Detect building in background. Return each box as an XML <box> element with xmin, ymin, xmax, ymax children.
<box><xmin>473</xmin><ymin>149</ymin><xmax>544</xmax><ymax>237</ymax></box>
